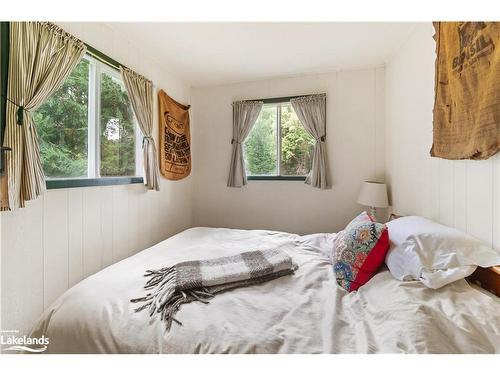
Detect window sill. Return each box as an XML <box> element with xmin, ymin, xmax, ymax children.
<box><xmin>247</xmin><ymin>176</ymin><xmax>306</xmax><ymax>181</ymax></box>
<box><xmin>46</xmin><ymin>177</ymin><xmax>144</xmax><ymax>190</ymax></box>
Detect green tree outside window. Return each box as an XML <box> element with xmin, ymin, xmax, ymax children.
<box><xmin>33</xmin><ymin>56</ymin><xmax>137</xmax><ymax>179</ymax></box>
<box><xmin>243</xmin><ymin>103</ymin><xmax>314</xmax><ymax>177</ymax></box>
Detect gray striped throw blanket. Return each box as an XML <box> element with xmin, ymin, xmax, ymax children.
<box><xmin>131</xmin><ymin>249</ymin><xmax>298</xmax><ymax>330</ymax></box>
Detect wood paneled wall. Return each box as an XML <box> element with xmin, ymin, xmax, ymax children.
<box><xmin>1</xmin><ymin>184</ymin><xmax>191</xmax><ymax>335</ymax></box>
<box><xmin>0</xmin><ymin>22</ymin><xmax>193</xmax><ymax>336</ymax></box>
<box><xmin>191</xmin><ymin>67</ymin><xmax>386</xmax><ymax>235</ymax></box>
<box><xmin>385</xmin><ymin>23</ymin><xmax>500</xmax><ymax>251</ymax></box>
<box><xmin>430</xmin><ymin>157</ymin><xmax>500</xmax><ymax>250</ymax></box>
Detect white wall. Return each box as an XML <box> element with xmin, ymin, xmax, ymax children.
<box><xmin>8</xmin><ymin>20</ymin><xmax>498</xmax><ymax>339</ymax></box>
<box><xmin>0</xmin><ymin>23</ymin><xmax>194</xmax><ymax>335</ymax></box>
<box><xmin>385</xmin><ymin>23</ymin><xmax>500</xmax><ymax>250</ymax></box>
<box><xmin>191</xmin><ymin>68</ymin><xmax>386</xmax><ymax>234</ymax></box>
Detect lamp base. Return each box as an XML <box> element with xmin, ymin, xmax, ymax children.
<box><xmin>369</xmin><ymin>207</ymin><xmax>377</xmax><ymax>221</ymax></box>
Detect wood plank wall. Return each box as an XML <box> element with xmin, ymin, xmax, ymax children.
<box><xmin>385</xmin><ymin>23</ymin><xmax>500</xmax><ymax>252</ymax></box>
<box><xmin>0</xmin><ymin>22</ymin><xmax>193</xmax><ymax>337</ymax></box>
<box><xmin>430</xmin><ymin>156</ymin><xmax>500</xmax><ymax>251</ymax></box>
<box><xmin>1</xmin><ymin>184</ymin><xmax>185</xmax><ymax>335</ymax></box>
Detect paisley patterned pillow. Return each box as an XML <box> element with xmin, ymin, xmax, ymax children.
<box><xmin>331</xmin><ymin>212</ymin><xmax>389</xmax><ymax>292</ymax></box>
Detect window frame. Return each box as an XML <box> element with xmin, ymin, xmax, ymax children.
<box><xmin>83</xmin><ymin>55</ymin><xmax>142</xmax><ymax>180</ymax></box>
<box><xmin>244</xmin><ymin>95</ymin><xmax>320</xmax><ymax>182</ymax></box>
<box><xmin>0</xmin><ymin>21</ymin><xmax>144</xmax><ymax>188</ymax></box>
<box><xmin>42</xmin><ymin>52</ymin><xmax>144</xmax><ymax>189</ymax></box>
<box><xmin>44</xmin><ymin>55</ymin><xmax>144</xmax><ymax>189</ymax></box>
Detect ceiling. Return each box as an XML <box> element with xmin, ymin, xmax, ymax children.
<box><xmin>107</xmin><ymin>22</ymin><xmax>418</xmax><ymax>87</ymax></box>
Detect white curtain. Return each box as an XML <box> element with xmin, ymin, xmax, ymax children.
<box><xmin>1</xmin><ymin>22</ymin><xmax>86</xmax><ymax>210</ymax></box>
<box><xmin>120</xmin><ymin>67</ymin><xmax>160</xmax><ymax>191</ymax></box>
<box><xmin>290</xmin><ymin>93</ymin><xmax>330</xmax><ymax>189</ymax></box>
<box><xmin>227</xmin><ymin>100</ymin><xmax>263</xmax><ymax>187</ymax></box>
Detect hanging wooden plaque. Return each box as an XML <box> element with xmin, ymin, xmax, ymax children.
<box><xmin>158</xmin><ymin>89</ymin><xmax>191</xmax><ymax>180</ymax></box>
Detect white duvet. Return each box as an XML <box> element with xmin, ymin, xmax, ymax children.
<box><xmin>30</xmin><ymin>227</ymin><xmax>500</xmax><ymax>354</ymax></box>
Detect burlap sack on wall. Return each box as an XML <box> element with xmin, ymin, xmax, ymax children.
<box><xmin>0</xmin><ymin>171</ymin><xmax>8</xmax><ymax>207</ymax></box>
<box><xmin>158</xmin><ymin>89</ymin><xmax>191</xmax><ymax>180</ymax></box>
<box><xmin>431</xmin><ymin>22</ymin><xmax>499</xmax><ymax>160</ymax></box>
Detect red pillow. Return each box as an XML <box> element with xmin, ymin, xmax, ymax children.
<box><xmin>331</xmin><ymin>212</ymin><xmax>389</xmax><ymax>291</ymax></box>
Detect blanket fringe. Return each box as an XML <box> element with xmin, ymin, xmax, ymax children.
<box><xmin>131</xmin><ymin>252</ymin><xmax>297</xmax><ymax>331</ymax></box>
<box><xmin>131</xmin><ymin>266</ymin><xmax>215</xmax><ymax>330</ymax></box>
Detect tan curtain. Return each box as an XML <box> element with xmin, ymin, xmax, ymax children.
<box><xmin>1</xmin><ymin>22</ymin><xmax>86</xmax><ymax>210</ymax></box>
<box><xmin>227</xmin><ymin>100</ymin><xmax>263</xmax><ymax>187</ymax></box>
<box><xmin>290</xmin><ymin>93</ymin><xmax>330</xmax><ymax>189</ymax></box>
<box><xmin>120</xmin><ymin>67</ymin><xmax>159</xmax><ymax>191</ymax></box>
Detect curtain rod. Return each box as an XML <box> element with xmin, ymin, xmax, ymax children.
<box><xmin>85</xmin><ymin>44</ymin><xmax>128</xmax><ymax>72</ymax></box>
<box><xmin>248</xmin><ymin>93</ymin><xmax>326</xmax><ymax>104</ymax></box>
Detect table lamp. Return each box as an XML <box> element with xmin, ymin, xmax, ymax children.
<box><xmin>357</xmin><ymin>181</ymin><xmax>389</xmax><ymax>220</ymax></box>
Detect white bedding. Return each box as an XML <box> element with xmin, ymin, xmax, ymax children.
<box><xmin>30</xmin><ymin>227</ymin><xmax>500</xmax><ymax>354</ymax></box>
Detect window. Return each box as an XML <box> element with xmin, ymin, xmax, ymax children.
<box><xmin>243</xmin><ymin>102</ymin><xmax>314</xmax><ymax>179</ymax></box>
<box><xmin>99</xmin><ymin>68</ymin><xmax>137</xmax><ymax>177</ymax></box>
<box><xmin>33</xmin><ymin>54</ymin><xmax>141</xmax><ymax>182</ymax></box>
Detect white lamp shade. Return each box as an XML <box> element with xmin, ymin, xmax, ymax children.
<box><xmin>357</xmin><ymin>181</ymin><xmax>388</xmax><ymax>208</ymax></box>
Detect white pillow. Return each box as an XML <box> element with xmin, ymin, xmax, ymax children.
<box><xmin>385</xmin><ymin>216</ymin><xmax>500</xmax><ymax>289</ymax></box>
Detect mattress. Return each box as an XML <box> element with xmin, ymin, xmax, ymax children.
<box><xmin>30</xmin><ymin>227</ymin><xmax>500</xmax><ymax>353</ymax></box>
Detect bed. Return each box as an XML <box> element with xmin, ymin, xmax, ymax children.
<box><xmin>30</xmin><ymin>227</ymin><xmax>500</xmax><ymax>354</ymax></box>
